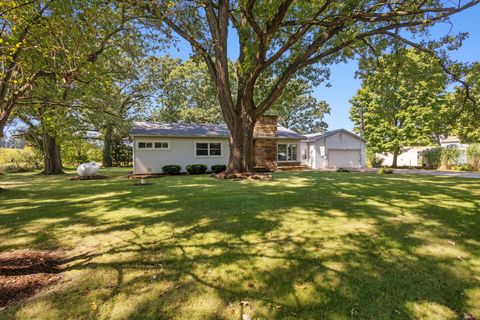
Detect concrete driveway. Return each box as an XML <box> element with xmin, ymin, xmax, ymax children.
<box><xmin>315</xmin><ymin>167</ymin><xmax>480</xmax><ymax>178</ymax></box>
<box><xmin>390</xmin><ymin>168</ymin><xmax>480</xmax><ymax>178</ymax></box>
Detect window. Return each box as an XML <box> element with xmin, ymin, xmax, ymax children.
<box><xmin>138</xmin><ymin>141</ymin><xmax>169</xmax><ymax>150</ymax></box>
<box><xmin>278</xmin><ymin>143</ymin><xmax>298</xmax><ymax>161</ymax></box>
<box><xmin>209</xmin><ymin>143</ymin><xmax>221</xmax><ymax>156</ymax></box>
<box><xmin>138</xmin><ymin>142</ymin><xmax>153</xmax><ymax>150</ymax></box>
<box><xmin>196</xmin><ymin>143</ymin><xmax>209</xmax><ymax>156</ymax></box>
<box><xmin>278</xmin><ymin>144</ymin><xmax>287</xmax><ymax>161</ymax></box>
<box><xmin>196</xmin><ymin>142</ymin><xmax>222</xmax><ymax>157</ymax></box>
<box><xmin>154</xmin><ymin>142</ymin><xmax>169</xmax><ymax>150</ymax></box>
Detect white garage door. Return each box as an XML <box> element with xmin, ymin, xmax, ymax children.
<box><xmin>328</xmin><ymin>150</ymin><xmax>361</xmax><ymax>168</ymax></box>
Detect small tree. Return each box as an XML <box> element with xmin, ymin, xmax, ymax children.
<box><xmin>467</xmin><ymin>144</ymin><xmax>480</xmax><ymax>171</ymax></box>
<box><xmin>350</xmin><ymin>49</ymin><xmax>449</xmax><ymax>167</ymax></box>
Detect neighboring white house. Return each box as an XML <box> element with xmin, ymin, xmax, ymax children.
<box><xmin>130</xmin><ymin>119</ymin><xmax>366</xmax><ymax>174</ymax></box>
<box><xmin>377</xmin><ymin>147</ymin><xmax>429</xmax><ymax>167</ymax></box>
<box><xmin>300</xmin><ymin>129</ymin><xmax>366</xmax><ymax>169</ymax></box>
<box><xmin>378</xmin><ymin>136</ymin><xmax>469</xmax><ymax>167</ymax></box>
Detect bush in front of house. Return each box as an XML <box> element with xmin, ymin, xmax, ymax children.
<box><xmin>377</xmin><ymin>167</ymin><xmax>393</xmax><ymax>175</ymax></box>
<box><xmin>186</xmin><ymin>164</ymin><xmax>208</xmax><ymax>175</ymax></box>
<box><xmin>162</xmin><ymin>165</ymin><xmax>181</xmax><ymax>175</ymax></box>
<box><xmin>422</xmin><ymin>147</ymin><xmax>441</xmax><ymax>169</ymax></box>
<box><xmin>211</xmin><ymin>164</ymin><xmax>227</xmax><ymax>174</ymax></box>
<box><xmin>366</xmin><ymin>150</ymin><xmax>384</xmax><ymax>168</ymax></box>
<box><xmin>440</xmin><ymin>145</ymin><xmax>461</xmax><ymax>170</ymax></box>
<box><xmin>467</xmin><ymin>143</ymin><xmax>480</xmax><ymax>171</ymax></box>
<box><xmin>336</xmin><ymin>168</ymin><xmax>351</xmax><ymax>172</ymax></box>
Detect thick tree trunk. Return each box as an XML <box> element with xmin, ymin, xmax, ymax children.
<box><xmin>225</xmin><ymin>113</ymin><xmax>256</xmax><ymax>174</ymax></box>
<box><xmin>392</xmin><ymin>150</ymin><xmax>399</xmax><ymax>168</ymax></box>
<box><xmin>102</xmin><ymin>127</ymin><xmax>113</xmax><ymax>167</ymax></box>
<box><xmin>42</xmin><ymin>134</ymin><xmax>64</xmax><ymax>175</ymax></box>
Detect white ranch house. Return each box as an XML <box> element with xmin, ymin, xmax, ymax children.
<box><xmin>130</xmin><ymin>116</ymin><xmax>365</xmax><ymax>174</ymax></box>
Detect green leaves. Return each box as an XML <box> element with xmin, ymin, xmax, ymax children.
<box><xmin>350</xmin><ymin>48</ymin><xmax>450</xmax><ymax>154</ymax></box>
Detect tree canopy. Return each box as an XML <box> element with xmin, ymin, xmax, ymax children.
<box><xmin>133</xmin><ymin>0</ymin><xmax>479</xmax><ymax>172</ymax></box>
<box><xmin>349</xmin><ymin>48</ymin><xmax>451</xmax><ymax>166</ymax></box>
<box><xmin>1</xmin><ymin>0</ymin><xmax>479</xmax><ymax>174</ymax></box>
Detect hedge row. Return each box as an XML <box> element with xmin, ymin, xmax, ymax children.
<box><xmin>161</xmin><ymin>164</ymin><xmax>226</xmax><ymax>175</ymax></box>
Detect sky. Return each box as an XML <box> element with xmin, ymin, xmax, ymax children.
<box><xmin>165</xmin><ymin>5</ymin><xmax>480</xmax><ymax>131</ymax></box>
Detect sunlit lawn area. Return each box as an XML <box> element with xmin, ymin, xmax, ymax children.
<box><xmin>0</xmin><ymin>168</ymin><xmax>479</xmax><ymax>319</ymax></box>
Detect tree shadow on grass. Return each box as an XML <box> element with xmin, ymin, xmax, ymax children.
<box><xmin>0</xmin><ymin>170</ymin><xmax>479</xmax><ymax>319</ymax></box>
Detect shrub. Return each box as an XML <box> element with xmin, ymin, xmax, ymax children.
<box><xmin>62</xmin><ymin>139</ymin><xmax>102</xmax><ymax>166</ymax></box>
<box><xmin>366</xmin><ymin>151</ymin><xmax>384</xmax><ymax>168</ymax></box>
<box><xmin>162</xmin><ymin>165</ymin><xmax>181</xmax><ymax>175</ymax></box>
<box><xmin>452</xmin><ymin>164</ymin><xmax>471</xmax><ymax>172</ymax></box>
<box><xmin>467</xmin><ymin>143</ymin><xmax>480</xmax><ymax>171</ymax></box>
<box><xmin>336</xmin><ymin>168</ymin><xmax>351</xmax><ymax>172</ymax></box>
<box><xmin>440</xmin><ymin>145</ymin><xmax>460</xmax><ymax>170</ymax></box>
<box><xmin>186</xmin><ymin>164</ymin><xmax>208</xmax><ymax>175</ymax></box>
<box><xmin>377</xmin><ymin>167</ymin><xmax>393</xmax><ymax>175</ymax></box>
<box><xmin>422</xmin><ymin>148</ymin><xmax>441</xmax><ymax>169</ymax></box>
<box><xmin>211</xmin><ymin>164</ymin><xmax>227</xmax><ymax>174</ymax></box>
<box><xmin>0</xmin><ymin>147</ymin><xmax>42</xmax><ymax>173</ymax></box>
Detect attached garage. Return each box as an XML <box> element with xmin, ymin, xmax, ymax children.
<box><xmin>327</xmin><ymin>149</ymin><xmax>362</xmax><ymax>168</ymax></box>
<box><xmin>300</xmin><ymin>129</ymin><xmax>366</xmax><ymax>169</ymax></box>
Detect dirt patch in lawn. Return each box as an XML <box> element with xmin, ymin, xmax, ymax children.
<box><xmin>0</xmin><ymin>250</ymin><xmax>65</xmax><ymax>309</ymax></box>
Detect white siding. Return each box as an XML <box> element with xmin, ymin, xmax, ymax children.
<box><xmin>300</xmin><ymin>141</ymin><xmax>309</xmax><ymax>166</ymax></box>
<box><xmin>378</xmin><ymin>148</ymin><xmax>420</xmax><ymax>167</ymax></box>
<box><xmin>132</xmin><ymin>136</ymin><xmax>229</xmax><ymax>174</ymax></box>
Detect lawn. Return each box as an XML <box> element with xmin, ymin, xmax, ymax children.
<box><xmin>0</xmin><ymin>168</ymin><xmax>479</xmax><ymax>320</ymax></box>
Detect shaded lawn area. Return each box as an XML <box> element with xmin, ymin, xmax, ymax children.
<box><xmin>0</xmin><ymin>168</ymin><xmax>479</xmax><ymax>320</ymax></box>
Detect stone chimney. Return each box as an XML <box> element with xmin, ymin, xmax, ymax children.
<box><xmin>253</xmin><ymin>115</ymin><xmax>278</xmax><ymax>171</ymax></box>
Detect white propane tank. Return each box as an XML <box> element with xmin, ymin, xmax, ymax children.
<box><xmin>77</xmin><ymin>161</ymin><xmax>100</xmax><ymax>177</ymax></box>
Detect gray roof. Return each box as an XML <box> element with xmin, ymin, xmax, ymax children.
<box><xmin>130</xmin><ymin>122</ymin><xmax>306</xmax><ymax>139</ymax></box>
<box><xmin>305</xmin><ymin>129</ymin><xmax>366</xmax><ymax>142</ymax></box>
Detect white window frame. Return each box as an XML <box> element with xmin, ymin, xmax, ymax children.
<box><xmin>278</xmin><ymin>143</ymin><xmax>298</xmax><ymax>162</ymax></box>
<box><xmin>137</xmin><ymin>140</ymin><xmax>170</xmax><ymax>151</ymax></box>
<box><xmin>194</xmin><ymin>141</ymin><xmax>223</xmax><ymax>157</ymax></box>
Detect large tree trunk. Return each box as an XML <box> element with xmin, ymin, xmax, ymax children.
<box><xmin>102</xmin><ymin>127</ymin><xmax>113</xmax><ymax>167</ymax></box>
<box><xmin>42</xmin><ymin>134</ymin><xmax>63</xmax><ymax>175</ymax></box>
<box><xmin>392</xmin><ymin>150</ymin><xmax>399</xmax><ymax>168</ymax></box>
<box><xmin>225</xmin><ymin>113</ymin><xmax>256</xmax><ymax>174</ymax></box>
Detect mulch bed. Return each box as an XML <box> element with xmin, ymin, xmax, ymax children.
<box><xmin>0</xmin><ymin>250</ymin><xmax>65</xmax><ymax>309</ymax></box>
<box><xmin>213</xmin><ymin>172</ymin><xmax>273</xmax><ymax>180</ymax></box>
<box><xmin>70</xmin><ymin>175</ymin><xmax>108</xmax><ymax>180</ymax></box>
<box><xmin>127</xmin><ymin>173</ymin><xmax>189</xmax><ymax>179</ymax></box>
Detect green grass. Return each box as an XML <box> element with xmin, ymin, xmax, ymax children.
<box><xmin>1</xmin><ymin>168</ymin><xmax>479</xmax><ymax>320</ymax></box>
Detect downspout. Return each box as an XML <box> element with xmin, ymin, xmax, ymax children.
<box><xmin>324</xmin><ymin>136</ymin><xmax>327</xmax><ymax>168</ymax></box>
<box><xmin>132</xmin><ymin>135</ymin><xmax>136</xmax><ymax>174</ymax></box>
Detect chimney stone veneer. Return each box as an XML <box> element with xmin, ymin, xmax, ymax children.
<box><xmin>253</xmin><ymin>115</ymin><xmax>278</xmax><ymax>171</ymax></box>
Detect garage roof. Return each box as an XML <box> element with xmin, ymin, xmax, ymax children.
<box><xmin>130</xmin><ymin>122</ymin><xmax>306</xmax><ymax>139</ymax></box>
<box><xmin>305</xmin><ymin>129</ymin><xmax>366</xmax><ymax>142</ymax></box>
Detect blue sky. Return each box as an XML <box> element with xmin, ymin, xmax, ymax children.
<box><xmin>165</xmin><ymin>6</ymin><xmax>480</xmax><ymax>131</ymax></box>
